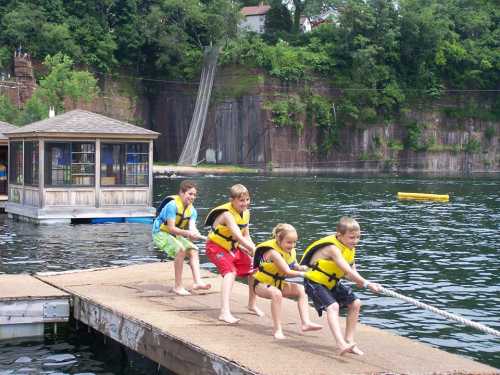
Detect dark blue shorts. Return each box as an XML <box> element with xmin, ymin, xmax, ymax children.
<box><xmin>304</xmin><ymin>279</ymin><xmax>357</xmax><ymax>317</ymax></box>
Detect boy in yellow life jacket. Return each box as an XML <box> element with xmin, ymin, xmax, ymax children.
<box><xmin>253</xmin><ymin>223</ymin><xmax>322</xmax><ymax>339</ymax></box>
<box><xmin>300</xmin><ymin>216</ymin><xmax>381</xmax><ymax>356</ymax></box>
<box><xmin>205</xmin><ymin>184</ymin><xmax>263</xmax><ymax>324</ymax></box>
<box><xmin>152</xmin><ymin>180</ymin><xmax>211</xmax><ymax>296</ymax></box>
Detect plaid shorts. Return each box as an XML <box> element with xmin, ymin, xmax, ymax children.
<box><xmin>152</xmin><ymin>231</ymin><xmax>198</xmax><ymax>258</ymax></box>
<box><xmin>304</xmin><ymin>278</ymin><xmax>357</xmax><ymax>317</ymax></box>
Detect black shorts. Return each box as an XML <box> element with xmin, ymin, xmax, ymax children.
<box><xmin>304</xmin><ymin>278</ymin><xmax>357</xmax><ymax>317</ymax></box>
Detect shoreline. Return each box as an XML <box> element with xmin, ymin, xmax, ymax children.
<box><xmin>153</xmin><ymin>164</ymin><xmax>260</xmax><ymax>175</ymax></box>
<box><xmin>153</xmin><ymin>164</ymin><xmax>500</xmax><ymax>178</ymax></box>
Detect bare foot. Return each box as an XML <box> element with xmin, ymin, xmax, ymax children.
<box><xmin>301</xmin><ymin>322</ymin><xmax>323</xmax><ymax>332</ymax></box>
<box><xmin>173</xmin><ymin>287</ymin><xmax>191</xmax><ymax>296</ymax></box>
<box><xmin>218</xmin><ymin>315</ymin><xmax>240</xmax><ymax>324</ymax></box>
<box><xmin>192</xmin><ymin>283</ymin><xmax>211</xmax><ymax>291</ymax></box>
<box><xmin>247</xmin><ymin>305</ymin><xmax>265</xmax><ymax>317</ymax></box>
<box><xmin>274</xmin><ymin>331</ymin><xmax>286</xmax><ymax>340</ymax></box>
<box><xmin>348</xmin><ymin>345</ymin><xmax>364</xmax><ymax>356</ymax></box>
<box><xmin>338</xmin><ymin>342</ymin><xmax>356</xmax><ymax>356</ymax></box>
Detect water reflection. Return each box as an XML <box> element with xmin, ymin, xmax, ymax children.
<box><xmin>0</xmin><ymin>218</ymin><xmax>157</xmax><ymax>274</ymax></box>
<box><xmin>0</xmin><ymin>326</ymin><xmax>174</xmax><ymax>374</ymax></box>
<box><xmin>0</xmin><ymin>174</ymin><xmax>499</xmax><ymax>369</ymax></box>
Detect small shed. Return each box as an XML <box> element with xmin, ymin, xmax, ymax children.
<box><xmin>4</xmin><ymin>110</ymin><xmax>160</xmax><ymax>224</ymax></box>
<box><xmin>0</xmin><ymin>121</ymin><xmax>17</xmax><ymax>207</ymax></box>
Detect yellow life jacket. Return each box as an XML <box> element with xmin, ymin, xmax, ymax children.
<box><xmin>253</xmin><ymin>239</ymin><xmax>297</xmax><ymax>289</ymax></box>
<box><xmin>159</xmin><ymin>195</ymin><xmax>193</xmax><ymax>232</ymax></box>
<box><xmin>205</xmin><ymin>202</ymin><xmax>249</xmax><ymax>251</ymax></box>
<box><xmin>300</xmin><ymin>235</ymin><xmax>355</xmax><ymax>289</ymax></box>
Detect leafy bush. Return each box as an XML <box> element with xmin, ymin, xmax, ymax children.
<box><xmin>0</xmin><ymin>94</ymin><xmax>19</xmax><ymax>124</ymax></box>
<box><xmin>404</xmin><ymin>122</ymin><xmax>429</xmax><ymax>152</ymax></box>
<box><xmin>464</xmin><ymin>137</ymin><xmax>481</xmax><ymax>153</ymax></box>
<box><xmin>484</xmin><ymin>126</ymin><xmax>496</xmax><ymax>140</ymax></box>
<box><xmin>388</xmin><ymin>139</ymin><xmax>404</xmax><ymax>151</ymax></box>
<box><xmin>265</xmin><ymin>95</ymin><xmax>305</xmax><ymax>132</ymax></box>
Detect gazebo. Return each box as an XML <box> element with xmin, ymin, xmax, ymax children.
<box><xmin>0</xmin><ymin>120</ymin><xmax>17</xmax><ymax>208</ymax></box>
<box><xmin>4</xmin><ymin>110</ymin><xmax>160</xmax><ymax>224</ymax></box>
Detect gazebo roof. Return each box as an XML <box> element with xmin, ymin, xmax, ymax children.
<box><xmin>5</xmin><ymin>110</ymin><xmax>160</xmax><ymax>139</ymax></box>
<box><xmin>0</xmin><ymin>121</ymin><xmax>17</xmax><ymax>141</ymax></box>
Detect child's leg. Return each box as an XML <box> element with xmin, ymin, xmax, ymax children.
<box><xmin>345</xmin><ymin>299</ymin><xmax>363</xmax><ymax>355</ymax></box>
<box><xmin>247</xmin><ymin>276</ymin><xmax>264</xmax><ymax>317</ymax></box>
<box><xmin>232</xmin><ymin>249</ymin><xmax>264</xmax><ymax>316</ymax></box>
<box><xmin>173</xmin><ymin>249</ymin><xmax>190</xmax><ymax>295</ymax></box>
<box><xmin>325</xmin><ymin>303</ymin><xmax>355</xmax><ymax>355</ymax></box>
<box><xmin>187</xmin><ymin>249</ymin><xmax>211</xmax><ymax>290</ymax></box>
<box><xmin>283</xmin><ymin>284</ymin><xmax>322</xmax><ymax>332</ymax></box>
<box><xmin>255</xmin><ymin>284</ymin><xmax>285</xmax><ymax>339</ymax></box>
<box><xmin>219</xmin><ymin>271</ymin><xmax>239</xmax><ymax>324</ymax></box>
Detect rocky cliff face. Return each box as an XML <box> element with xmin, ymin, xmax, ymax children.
<box><xmin>4</xmin><ymin>61</ymin><xmax>496</xmax><ymax>175</ymax></box>
<box><xmin>150</xmin><ymin>69</ymin><xmax>498</xmax><ymax>175</ymax></box>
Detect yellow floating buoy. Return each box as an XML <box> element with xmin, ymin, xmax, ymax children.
<box><xmin>397</xmin><ymin>192</ymin><xmax>450</xmax><ymax>202</ymax></box>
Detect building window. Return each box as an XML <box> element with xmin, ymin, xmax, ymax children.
<box><xmin>101</xmin><ymin>143</ymin><xmax>149</xmax><ymax>186</ymax></box>
<box><xmin>24</xmin><ymin>141</ymin><xmax>39</xmax><ymax>186</ymax></box>
<box><xmin>9</xmin><ymin>141</ymin><xmax>23</xmax><ymax>185</ymax></box>
<box><xmin>45</xmin><ymin>142</ymin><xmax>95</xmax><ymax>186</ymax></box>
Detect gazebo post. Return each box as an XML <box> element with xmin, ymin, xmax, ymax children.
<box><xmin>38</xmin><ymin>139</ymin><xmax>45</xmax><ymax>208</ymax></box>
<box><xmin>95</xmin><ymin>139</ymin><xmax>101</xmax><ymax>208</ymax></box>
<box><xmin>148</xmin><ymin>139</ymin><xmax>153</xmax><ymax>208</ymax></box>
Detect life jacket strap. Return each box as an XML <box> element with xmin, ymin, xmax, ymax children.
<box><xmin>163</xmin><ymin>205</ymin><xmax>190</xmax><ymax>229</ymax></box>
<box><xmin>258</xmin><ymin>266</ymin><xmax>286</xmax><ymax>289</ymax></box>
<box><xmin>213</xmin><ymin>228</ymin><xmax>237</xmax><ymax>249</ymax></box>
<box><xmin>311</xmin><ymin>264</ymin><xmax>338</xmax><ymax>283</ymax></box>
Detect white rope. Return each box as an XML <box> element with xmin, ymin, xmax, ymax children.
<box><xmin>378</xmin><ymin>286</ymin><xmax>500</xmax><ymax>337</ymax></box>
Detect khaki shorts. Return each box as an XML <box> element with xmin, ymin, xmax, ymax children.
<box><xmin>153</xmin><ymin>231</ymin><xmax>198</xmax><ymax>258</ymax></box>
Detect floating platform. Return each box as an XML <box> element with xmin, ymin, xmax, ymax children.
<box><xmin>91</xmin><ymin>216</ymin><xmax>153</xmax><ymax>224</ymax></box>
<box><xmin>397</xmin><ymin>192</ymin><xmax>450</xmax><ymax>201</ymax></box>
<box><xmin>36</xmin><ymin>263</ymin><xmax>496</xmax><ymax>375</ymax></box>
<box><xmin>0</xmin><ymin>274</ymin><xmax>70</xmax><ymax>339</ymax></box>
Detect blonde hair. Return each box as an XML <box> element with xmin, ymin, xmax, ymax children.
<box><xmin>336</xmin><ymin>216</ymin><xmax>360</xmax><ymax>234</ymax></box>
<box><xmin>272</xmin><ymin>223</ymin><xmax>297</xmax><ymax>243</ymax></box>
<box><xmin>230</xmin><ymin>184</ymin><xmax>249</xmax><ymax>199</ymax></box>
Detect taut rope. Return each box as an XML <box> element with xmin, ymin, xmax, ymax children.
<box><xmin>378</xmin><ymin>286</ymin><xmax>500</xmax><ymax>337</ymax></box>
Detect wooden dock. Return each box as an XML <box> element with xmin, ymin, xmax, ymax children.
<box><xmin>0</xmin><ymin>274</ymin><xmax>69</xmax><ymax>339</ymax></box>
<box><xmin>33</xmin><ymin>262</ymin><xmax>497</xmax><ymax>375</ymax></box>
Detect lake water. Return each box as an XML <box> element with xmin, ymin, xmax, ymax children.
<box><xmin>0</xmin><ymin>174</ymin><xmax>499</xmax><ymax>372</ymax></box>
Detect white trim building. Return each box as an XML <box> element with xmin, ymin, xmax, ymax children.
<box><xmin>239</xmin><ymin>4</ymin><xmax>271</xmax><ymax>34</ymax></box>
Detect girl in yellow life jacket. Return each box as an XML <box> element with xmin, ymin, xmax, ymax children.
<box><xmin>204</xmin><ymin>184</ymin><xmax>262</xmax><ymax>324</ymax></box>
<box><xmin>152</xmin><ymin>180</ymin><xmax>210</xmax><ymax>296</ymax></box>
<box><xmin>253</xmin><ymin>223</ymin><xmax>322</xmax><ymax>340</ymax></box>
<box><xmin>300</xmin><ymin>217</ymin><xmax>381</xmax><ymax>356</ymax></box>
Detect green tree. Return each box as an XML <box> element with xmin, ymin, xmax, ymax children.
<box><xmin>0</xmin><ymin>46</ymin><xmax>10</xmax><ymax>71</ymax></box>
<box><xmin>265</xmin><ymin>0</ymin><xmax>293</xmax><ymax>39</ymax></box>
<box><xmin>109</xmin><ymin>0</ymin><xmax>144</xmax><ymax>68</ymax></box>
<box><xmin>0</xmin><ymin>94</ymin><xmax>19</xmax><ymax>124</ymax></box>
<box><xmin>143</xmin><ymin>0</ymin><xmax>239</xmax><ymax>79</ymax></box>
<box><xmin>17</xmin><ymin>92</ymin><xmax>48</xmax><ymax>125</ymax></box>
<box><xmin>0</xmin><ymin>3</ymin><xmax>47</xmax><ymax>54</ymax></box>
<box><xmin>37</xmin><ymin>53</ymin><xmax>99</xmax><ymax>112</ymax></box>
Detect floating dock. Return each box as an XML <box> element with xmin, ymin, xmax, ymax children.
<box><xmin>32</xmin><ymin>262</ymin><xmax>496</xmax><ymax>375</ymax></box>
<box><xmin>0</xmin><ymin>274</ymin><xmax>70</xmax><ymax>339</ymax></box>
